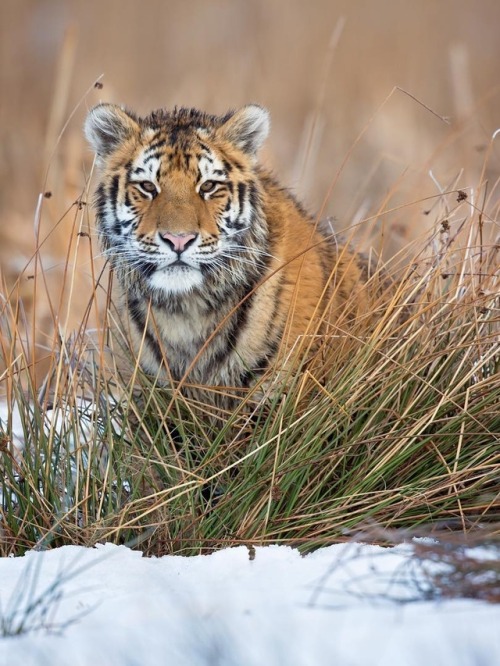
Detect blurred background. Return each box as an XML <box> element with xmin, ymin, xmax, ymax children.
<box><xmin>1</xmin><ymin>0</ymin><xmax>500</xmax><ymax>343</ymax></box>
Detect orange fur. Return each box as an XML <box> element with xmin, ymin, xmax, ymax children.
<box><xmin>84</xmin><ymin>103</ymin><xmax>380</xmax><ymax>404</ymax></box>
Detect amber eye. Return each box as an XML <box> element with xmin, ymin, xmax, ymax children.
<box><xmin>199</xmin><ymin>180</ymin><xmax>218</xmax><ymax>195</ymax></box>
<box><xmin>137</xmin><ymin>181</ymin><xmax>157</xmax><ymax>195</ymax></box>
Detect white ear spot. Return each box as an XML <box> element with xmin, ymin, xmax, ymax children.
<box><xmin>219</xmin><ymin>104</ymin><xmax>270</xmax><ymax>155</ymax></box>
<box><xmin>197</xmin><ymin>127</ymin><xmax>211</xmax><ymax>139</ymax></box>
<box><xmin>84</xmin><ymin>103</ymin><xmax>139</xmax><ymax>157</ymax></box>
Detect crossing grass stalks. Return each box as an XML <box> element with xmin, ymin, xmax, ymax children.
<box><xmin>1</xmin><ymin>165</ymin><xmax>498</xmax><ymax>557</ymax></box>
<box><xmin>1</xmin><ymin>69</ymin><xmax>500</xmax><ymax>556</ymax></box>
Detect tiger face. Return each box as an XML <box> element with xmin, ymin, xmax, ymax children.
<box><xmin>85</xmin><ymin>104</ymin><xmax>270</xmax><ymax>299</ymax></box>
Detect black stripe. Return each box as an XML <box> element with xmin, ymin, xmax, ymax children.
<box><xmin>239</xmin><ymin>370</ymin><xmax>254</xmax><ymax>388</ymax></box>
<box><xmin>144</xmin><ymin>139</ymin><xmax>166</xmax><ymax>154</ymax></box>
<box><xmin>237</xmin><ymin>182</ymin><xmax>247</xmax><ymax>222</ymax></box>
<box><xmin>128</xmin><ymin>297</ymin><xmax>164</xmax><ymax>368</ymax></box>
<box><xmin>237</xmin><ymin>182</ymin><xmax>247</xmax><ymax>205</ymax></box>
<box><xmin>168</xmin><ymin>127</ymin><xmax>180</xmax><ymax>146</ymax></box>
<box><xmin>109</xmin><ymin>174</ymin><xmax>120</xmax><ymax>202</ymax></box>
<box><xmin>254</xmin><ymin>342</ymin><xmax>279</xmax><ymax>373</ymax></box>
<box><xmin>265</xmin><ymin>280</ymin><xmax>284</xmax><ymax>334</ymax></box>
<box><xmin>137</xmin><ymin>262</ymin><xmax>158</xmax><ymax>280</ymax></box>
<box><xmin>227</xmin><ymin>292</ymin><xmax>255</xmax><ymax>349</ymax></box>
<box><xmin>248</xmin><ymin>182</ymin><xmax>259</xmax><ymax>210</ymax></box>
<box><xmin>110</xmin><ymin>174</ymin><xmax>120</xmax><ymax>220</ymax></box>
<box><xmin>94</xmin><ymin>183</ymin><xmax>106</xmax><ymax>212</ymax></box>
<box><xmin>226</xmin><ymin>238</ymin><xmax>275</xmax><ymax>348</ymax></box>
<box><xmin>240</xmin><ymin>340</ymin><xmax>280</xmax><ymax>388</ymax></box>
<box><xmin>144</xmin><ymin>151</ymin><xmax>164</xmax><ymax>163</ymax></box>
<box><xmin>207</xmin><ymin>285</ymin><xmax>257</xmax><ymax>373</ymax></box>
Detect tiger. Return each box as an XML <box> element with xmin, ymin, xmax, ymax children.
<box><xmin>84</xmin><ymin>103</ymin><xmax>380</xmax><ymax>406</ymax></box>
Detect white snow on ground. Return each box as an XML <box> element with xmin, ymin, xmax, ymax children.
<box><xmin>0</xmin><ymin>542</ymin><xmax>499</xmax><ymax>666</ymax></box>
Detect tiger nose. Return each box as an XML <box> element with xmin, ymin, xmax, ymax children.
<box><xmin>159</xmin><ymin>232</ymin><xmax>198</xmax><ymax>253</ymax></box>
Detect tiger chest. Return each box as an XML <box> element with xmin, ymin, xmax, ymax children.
<box><xmin>146</xmin><ymin>305</ymin><xmax>239</xmax><ymax>383</ymax></box>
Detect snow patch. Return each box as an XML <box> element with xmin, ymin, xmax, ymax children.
<box><xmin>0</xmin><ymin>542</ymin><xmax>499</xmax><ymax>665</ymax></box>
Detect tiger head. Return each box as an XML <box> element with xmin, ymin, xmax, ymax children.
<box><xmin>84</xmin><ymin>103</ymin><xmax>271</xmax><ymax>299</ymax></box>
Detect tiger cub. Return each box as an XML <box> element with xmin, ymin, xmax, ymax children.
<box><xmin>85</xmin><ymin>103</ymin><xmax>376</xmax><ymax>400</ymax></box>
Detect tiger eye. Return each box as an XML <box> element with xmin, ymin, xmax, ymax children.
<box><xmin>139</xmin><ymin>181</ymin><xmax>157</xmax><ymax>194</ymax></box>
<box><xmin>199</xmin><ymin>180</ymin><xmax>217</xmax><ymax>194</ymax></box>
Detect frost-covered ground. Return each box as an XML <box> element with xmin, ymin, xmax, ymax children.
<box><xmin>0</xmin><ymin>542</ymin><xmax>499</xmax><ymax>666</ymax></box>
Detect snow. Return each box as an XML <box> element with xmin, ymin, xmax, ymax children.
<box><xmin>0</xmin><ymin>542</ymin><xmax>499</xmax><ymax>666</ymax></box>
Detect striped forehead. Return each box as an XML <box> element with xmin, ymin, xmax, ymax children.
<box><xmin>198</xmin><ymin>150</ymin><xmax>226</xmax><ymax>180</ymax></box>
<box><xmin>130</xmin><ymin>142</ymin><xmax>227</xmax><ymax>183</ymax></box>
<box><xmin>131</xmin><ymin>147</ymin><xmax>162</xmax><ymax>181</ymax></box>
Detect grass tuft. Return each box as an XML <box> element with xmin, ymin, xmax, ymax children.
<box><xmin>1</xmin><ymin>109</ymin><xmax>499</xmax><ymax>558</ymax></box>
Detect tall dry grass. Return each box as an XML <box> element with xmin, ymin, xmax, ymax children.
<box><xmin>0</xmin><ymin>1</ymin><xmax>499</xmax><ymax>555</ymax></box>
<box><xmin>0</xmin><ymin>91</ymin><xmax>499</xmax><ymax>555</ymax></box>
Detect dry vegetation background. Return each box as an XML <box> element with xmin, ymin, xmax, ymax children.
<box><xmin>1</xmin><ymin>0</ymin><xmax>500</xmax><ymax>344</ymax></box>
<box><xmin>1</xmin><ymin>1</ymin><xmax>500</xmax><ymax>554</ymax></box>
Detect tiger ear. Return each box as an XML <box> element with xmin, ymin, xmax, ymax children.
<box><xmin>84</xmin><ymin>103</ymin><xmax>140</xmax><ymax>157</ymax></box>
<box><xmin>218</xmin><ymin>104</ymin><xmax>270</xmax><ymax>156</ymax></box>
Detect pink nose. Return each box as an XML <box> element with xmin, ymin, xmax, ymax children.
<box><xmin>160</xmin><ymin>232</ymin><xmax>197</xmax><ymax>253</ymax></box>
